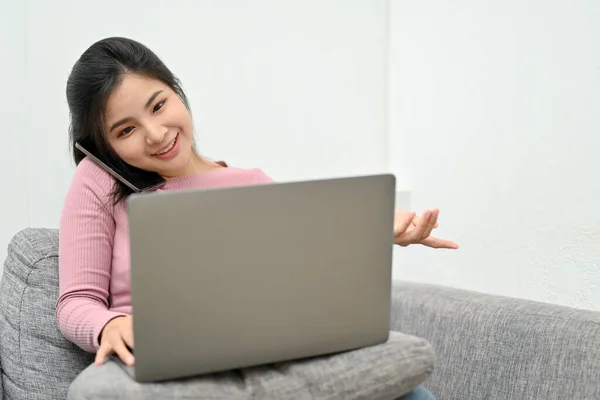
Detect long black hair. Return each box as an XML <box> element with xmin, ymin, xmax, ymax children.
<box><xmin>66</xmin><ymin>36</ymin><xmax>190</xmax><ymax>205</ymax></box>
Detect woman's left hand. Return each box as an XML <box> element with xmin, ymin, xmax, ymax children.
<box><xmin>393</xmin><ymin>208</ymin><xmax>459</xmax><ymax>249</ymax></box>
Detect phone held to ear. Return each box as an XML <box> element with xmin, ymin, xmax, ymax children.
<box><xmin>75</xmin><ymin>142</ymin><xmax>166</xmax><ymax>192</ymax></box>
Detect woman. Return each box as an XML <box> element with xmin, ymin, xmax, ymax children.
<box><xmin>58</xmin><ymin>36</ymin><xmax>457</xmax><ymax>400</ymax></box>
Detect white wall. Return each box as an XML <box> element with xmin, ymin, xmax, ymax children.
<box><xmin>0</xmin><ymin>0</ymin><xmax>388</xmax><ymax>270</ymax></box>
<box><xmin>0</xmin><ymin>2</ymin><xmax>29</xmax><ymax>273</ymax></box>
<box><xmin>2</xmin><ymin>1</ymin><xmax>598</xmax><ymax>312</ymax></box>
<box><xmin>389</xmin><ymin>0</ymin><xmax>600</xmax><ymax>310</ymax></box>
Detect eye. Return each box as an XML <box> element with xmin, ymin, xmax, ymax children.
<box><xmin>119</xmin><ymin>126</ymin><xmax>134</xmax><ymax>137</ymax></box>
<box><xmin>153</xmin><ymin>100</ymin><xmax>165</xmax><ymax>113</ymax></box>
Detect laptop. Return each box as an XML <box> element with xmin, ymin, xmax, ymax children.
<box><xmin>125</xmin><ymin>173</ymin><xmax>396</xmax><ymax>382</ymax></box>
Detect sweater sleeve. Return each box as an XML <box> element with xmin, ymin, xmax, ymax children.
<box><xmin>56</xmin><ymin>159</ymin><xmax>127</xmax><ymax>353</ymax></box>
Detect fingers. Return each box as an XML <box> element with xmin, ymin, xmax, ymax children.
<box><xmin>394</xmin><ymin>208</ymin><xmax>454</xmax><ymax>248</ymax></box>
<box><xmin>421</xmin><ymin>209</ymin><xmax>439</xmax><ymax>239</ymax></box>
<box><xmin>394</xmin><ymin>210</ymin><xmax>430</xmax><ymax>246</ymax></box>
<box><xmin>421</xmin><ymin>236</ymin><xmax>459</xmax><ymax>249</ymax></box>
<box><xmin>394</xmin><ymin>211</ymin><xmax>415</xmax><ymax>235</ymax></box>
<box><xmin>418</xmin><ymin>209</ymin><xmax>457</xmax><ymax>249</ymax></box>
<box><xmin>123</xmin><ymin>326</ymin><xmax>134</xmax><ymax>350</ymax></box>
<box><xmin>412</xmin><ymin>213</ymin><xmax>439</xmax><ymax>229</ymax></box>
<box><xmin>112</xmin><ymin>339</ymin><xmax>135</xmax><ymax>366</ymax></box>
<box><xmin>95</xmin><ymin>342</ymin><xmax>111</xmax><ymax>365</ymax></box>
<box><xmin>413</xmin><ymin>220</ymin><xmax>438</xmax><ymax>229</ymax></box>
<box><xmin>408</xmin><ymin>210</ymin><xmax>431</xmax><ymax>240</ymax></box>
<box><xmin>95</xmin><ymin>333</ymin><xmax>135</xmax><ymax>367</ymax></box>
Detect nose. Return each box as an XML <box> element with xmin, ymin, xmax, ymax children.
<box><xmin>145</xmin><ymin>123</ymin><xmax>168</xmax><ymax>146</ymax></box>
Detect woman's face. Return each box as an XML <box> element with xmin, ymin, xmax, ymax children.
<box><xmin>104</xmin><ymin>73</ymin><xmax>196</xmax><ymax>177</ymax></box>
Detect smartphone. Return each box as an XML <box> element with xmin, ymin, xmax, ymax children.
<box><xmin>75</xmin><ymin>142</ymin><xmax>166</xmax><ymax>192</ymax></box>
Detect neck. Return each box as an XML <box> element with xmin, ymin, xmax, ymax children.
<box><xmin>167</xmin><ymin>151</ymin><xmax>222</xmax><ymax>178</ymax></box>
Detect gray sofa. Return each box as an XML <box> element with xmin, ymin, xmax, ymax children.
<box><xmin>0</xmin><ymin>228</ymin><xmax>599</xmax><ymax>399</ymax></box>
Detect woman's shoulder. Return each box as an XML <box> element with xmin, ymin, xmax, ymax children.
<box><xmin>68</xmin><ymin>157</ymin><xmax>116</xmax><ymax>200</ymax></box>
<box><xmin>74</xmin><ymin>157</ymin><xmax>115</xmax><ymax>183</ymax></box>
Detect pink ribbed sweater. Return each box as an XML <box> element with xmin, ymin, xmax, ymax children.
<box><xmin>57</xmin><ymin>158</ymin><xmax>273</xmax><ymax>353</ymax></box>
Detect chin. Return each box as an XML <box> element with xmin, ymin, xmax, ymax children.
<box><xmin>154</xmin><ymin>149</ymin><xmax>194</xmax><ymax>177</ymax></box>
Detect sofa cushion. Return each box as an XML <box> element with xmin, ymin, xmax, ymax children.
<box><xmin>0</xmin><ymin>228</ymin><xmax>94</xmax><ymax>400</ymax></box>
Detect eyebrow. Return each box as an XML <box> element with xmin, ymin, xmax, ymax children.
<box><xmin>109</xmin><ymin>90</ymin><xmax>164</xmax><ymax>132</ymax></box>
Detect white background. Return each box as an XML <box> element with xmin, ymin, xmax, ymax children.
<box><xmin>388</xmin><ymin>0</ymin><xmax>600</xmax><ymax>310</ymax></box>
<box><xmin>1</xmin><ymin>1</ymin><xmax>598</xmax><ymax>310</ymax></box>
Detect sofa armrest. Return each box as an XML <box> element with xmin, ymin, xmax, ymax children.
<box><xmin>390</xmin><ymin>280</ymin><xmax>600</xmax><ymax>400</ymax></box>
<box><xmin>0</xmin><ymin>228</ymin><xmax>94</xmax><ymax>400</ymax></box>
<box><xmin>0</xmin><ymin>350</ymin><xmax>3</xmax><ymax>400</ymax></box>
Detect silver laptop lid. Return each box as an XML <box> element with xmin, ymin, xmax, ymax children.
<box><xmin>127</xmin><ymin>174</ymin><xmax>396</xmax><ymax>382</ymax></box>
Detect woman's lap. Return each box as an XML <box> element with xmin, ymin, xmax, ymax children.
<box><xmin>68</xmin><ymin>332</ymin><xmax>434</xmax><ymax>400</ymax></box>
<box><xmin>69</xmin><ymin>362</ymin><xmax>434</xmax><ymax>400</ymax></box>
<box><xmin>68</xmin><ymin>360</ymin><xmax>252</xmax><ymax>399</ymax></box>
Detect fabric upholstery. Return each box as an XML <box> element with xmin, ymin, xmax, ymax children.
<box><xmin>0</xmin><ymin>347</ymin><xmax>3</xmax><ymax>399</ymax></box>
<box><xmin>390</xmin><ymin>281</ymin><xmax>600</xmax><ymax>400</ymax></box>
<box><xmin>0</xmin><ymin>228</ymin><xmax>93</xmax><ymax>400</ymax></box>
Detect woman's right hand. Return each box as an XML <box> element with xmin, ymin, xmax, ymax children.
<box><xmin>96</xmin><ymin>315</ymin><xmax>135</xmax><ymax>366</ymax></box>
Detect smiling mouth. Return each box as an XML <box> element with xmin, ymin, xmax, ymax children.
<box><xmin>152</xmin><ymin>133</ymin><xmax>179</xmax><ymax>156</ymax></box>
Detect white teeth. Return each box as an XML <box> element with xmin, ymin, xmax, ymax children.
<box><xmin>155</xmin><ymin>137</ymin><xmax>176</xmax><ymax>155</ymax></box>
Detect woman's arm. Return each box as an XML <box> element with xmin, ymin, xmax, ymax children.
<box><xmin>56</xmin><ymin>159</ymin><xmax>127</xmax><ymax>353</ymax></box>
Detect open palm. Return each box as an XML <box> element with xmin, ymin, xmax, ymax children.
<box><xmin>393</xmin><ymin>208</ymin><xmax>459</xmax><ymax>249</ymax></box>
